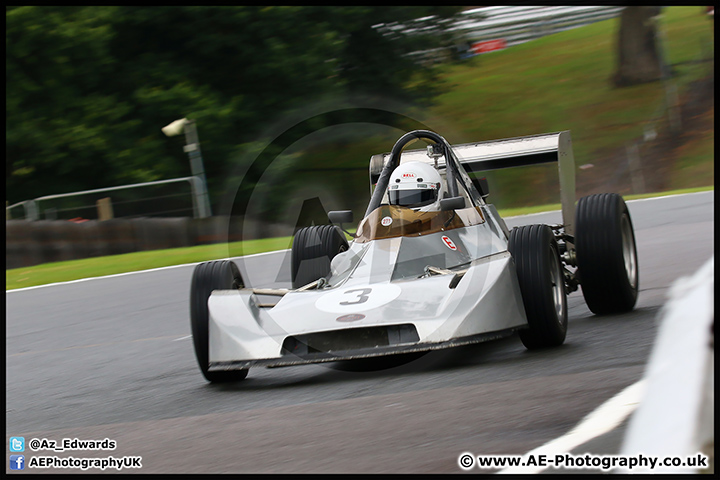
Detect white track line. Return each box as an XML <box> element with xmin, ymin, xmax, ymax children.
<box><xmin>624</xmin><ymin>190</ymin><xmax>713</xmax><ymax>203</ymax></box>
<box><xmin>6</xmin><ymin>191</ymin><xmax>712</xmax><ymax>293</ymax></box>
<box><xmin>497</xmin><ymin>379</ymin><xmax>646</xmax><ymax>474</ymax></box>
<box><xmin>503</xmin><ymin>190</ymin><xmax>713</xmax><ymax>220</ymax></box>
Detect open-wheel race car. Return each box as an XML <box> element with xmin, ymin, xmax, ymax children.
<box><xmin>190</xmin><ymin>129</ymin><xmax>639</xmax><ymax>382</ymax></box>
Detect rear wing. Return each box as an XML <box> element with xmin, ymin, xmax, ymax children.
<box><xmin>369</xmin><ymin>131</ymin><xmax>576</xmax><ymax>236</ymax></box>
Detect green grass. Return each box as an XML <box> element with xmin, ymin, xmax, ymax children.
<box><xmin>667</xmin><ymin>108</ymin><xmax>715</xmax><ymax>190</ymax></box>
<box><xmin>436</xmin><ymin>7</ymin><xmax>712</xmax><ymax>142</ymax></box>
<box><xmin>6</xmin><ymin>236</ymin><xmax>291</xmax><ymax>291</ymax></box>
<box><xmin>6</xmin><ymin>187</ymin><xmax>713</xmax><ymax>290</ymax></box>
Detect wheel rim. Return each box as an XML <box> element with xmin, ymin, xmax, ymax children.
<box><xmin>550</xmin><ymin>246</ymin><xmax>566</xmax><ymax>323</ymax></box>
<box><xmin>621</xmin><ymin>214</ymin><xmax>638</xmax><ymax>289</ymax></box>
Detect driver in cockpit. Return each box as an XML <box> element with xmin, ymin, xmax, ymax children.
<box><xmin>387</xmin><ymin>161</ymin><xmax>446</xmax><ymax>212</ymax></box>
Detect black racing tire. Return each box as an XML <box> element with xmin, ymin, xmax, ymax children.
<box><xmin>508</xmin><ymin>224</ymin><xmax>568</xmax><ymax>349</ymax></box>
<box><xmin>575</xmin><ymin>193</ymin><xmax>638</xmax><ymax>315</ymax></box>
<box><xmin>190</xmin><ymin>260</ymin><xmax>249</xmax><ymax>383</ymax></box>
<box><xmin>291</xmin><ymin>225</ymin><xmax>349</xmax><ymax>289</ymax></box>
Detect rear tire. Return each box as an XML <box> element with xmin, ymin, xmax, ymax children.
<box><xmin>190</xmin><ymin>260</ymin><xmax>249</xmax><ymax>383</ymax></box>
<box><xmin>291</xmin><ymin>225</ymin><xmax>349</xmax><ymax>289</ymax></box>
<box><xmin>575</xmin><ymin>193</ymin><xmax>638</xmax><ymax>315</ymax></box>
<box><xmin>508</xmin><ymin>224</ymin><xmax>568</xmax><ymax>349</ymax></box>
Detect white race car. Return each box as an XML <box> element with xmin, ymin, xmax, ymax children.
<box><xmin>190</xmin><ymin>129</ymin><xmax>638</xmax><ymax>382</ymax></box>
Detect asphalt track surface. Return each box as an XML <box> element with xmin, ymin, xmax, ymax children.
<box><xmin>6</xmin><ymin>191</ymin><xmax>714</xmax><ymax>474</ymax></box>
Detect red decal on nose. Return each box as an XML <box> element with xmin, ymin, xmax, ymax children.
<box><xmin>442</xmin><ymin>236</ymin><xmax>457</xmax><ymax>250</ymax></box>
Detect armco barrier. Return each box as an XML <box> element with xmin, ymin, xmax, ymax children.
<box><xmin>5</xmin><ymin>217</ymin><xmax>292</xmax><ymax>269</ymax></box>
<box><xmin>409</xmin><ymin>5</ymin><xmax>624</xmax><ymax>62</ymax></box>
<box><xmin>454</xmin><ymin>5</ymin><xmax>624</xmax><ymax>48</ymax></box>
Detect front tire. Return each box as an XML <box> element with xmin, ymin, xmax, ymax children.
<box><xmin>190</xmin><ymin>260</ymin><xmax>249</xmax><ymax>383</ymax></box>
<box><xmin>575</xmin><ymin>193</ymin><xmax>638</xmax><ymax>315</ymax></box>
<box><xmin>291</xmin><ymin>225</ymin><xmax>349</xmax><ymax>289</ymax></box>
<box><xmin>509</xmin><ymin>224</ymin><xmax>568</xmax><ymax>349</ymax></box>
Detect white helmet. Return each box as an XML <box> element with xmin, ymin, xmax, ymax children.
<box><xmin>388</xmin><ymin>161</ymin><xmax>445</xmax><ymax>212</ymax></box>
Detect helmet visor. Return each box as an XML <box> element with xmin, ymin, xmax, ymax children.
<box><xmin>389</xmin><ymin>188</ymin><xmax>437</xmax><ymax>207</ymax></box>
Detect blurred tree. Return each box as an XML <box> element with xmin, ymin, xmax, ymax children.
<box><xmin>318</xmin><ymin>6</ymin><xmax>463</xmax><ymax>103</ymax></box>
<box><xmin>6</xmin><ymin>6</ymin><xmax>463</xmax><ymax>208</ymax></box>
<box><xmin>6</xmin><ymin>6</ymin><xmax>127</xmax><ymax>199</ymax></box>
<box><xmin>611</xmin><ymin>6</ymin><xmax>664</xmax><ymax>87</ymax></box>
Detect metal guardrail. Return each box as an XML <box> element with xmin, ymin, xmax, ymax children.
<box><xmin>452</xmin><ymin>5</ymin><xmax>624</xmax><ymax>48</ymax></box>
<box><xmin>406</xmin><ymin>6</ymin><xmax>624</xmax><ymax>62</ymax></box>
<box><xmin>6</xmin><ymin>176</ymin><xmax>205</xmax><ymax>221</ymax></box>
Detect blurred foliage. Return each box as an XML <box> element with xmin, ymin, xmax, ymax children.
<box><xmin>6</xmin><ymin>6</ymin><xmax>463</xmax><ymax>207</ymax></box>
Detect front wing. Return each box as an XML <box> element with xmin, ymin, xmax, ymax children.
<box><xmin>207</xmin><ymin>252</ymin><xmax>528</xmax><ymax>371</ymax></box>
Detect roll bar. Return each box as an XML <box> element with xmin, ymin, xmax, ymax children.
<box><xmin>367</xmin><ymin>130</ymin><xmax>576</xmax><ymax>236</ymax></box>
<box><xmin>364</xmin><ymin>130</ymin><xmax>462</xmax><ymax>218</ymax></box>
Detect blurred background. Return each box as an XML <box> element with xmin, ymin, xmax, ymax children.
<box><xmin>6</xmin><ymin>6</ymin><xmax>714</xmax><ymax>269</ymax></box>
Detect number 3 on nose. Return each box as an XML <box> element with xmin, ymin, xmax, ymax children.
<box><xmin>339</xmin><ymin>288</ymin><xmax>372</xmax><ymax>305</ymax></box>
